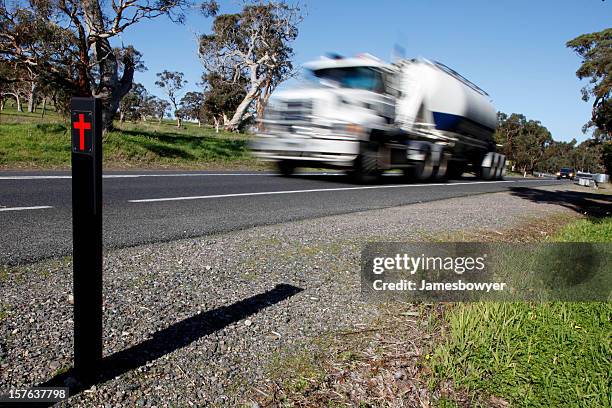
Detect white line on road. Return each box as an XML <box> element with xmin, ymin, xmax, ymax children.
<box><xmin>0</xmin><ymin>205</ymin><xmax>53</xmax><ymax>212</ymax></box>
<box><xmin>0</xmin><ymin>172</ymin><xmax>343</xmax><ymax>180</ymax></box>
<box><xmin>0</xmin><ymin>176</ymin><xmax>72</xmax><ymax>180</ymax></box>
<box><xmin>128</xmin><ymin>180</ymin><xmax>518</xmax><ymax>203</ymax></box>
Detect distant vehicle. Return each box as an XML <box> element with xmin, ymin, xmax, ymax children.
<box><xmin>251</xmin><ymin>54</ymin><xmax>506</xmax><ymax>182</ymax></box>
<box><xmin>556</xmin><ymin>167</ymin><xmax>575</xmax><ymax>180</ymax></box>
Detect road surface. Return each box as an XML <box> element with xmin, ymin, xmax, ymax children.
<box><xmin>0</xmin><ymin>170</ymin><xmax>565</xmax><ymax>264</ymax></box>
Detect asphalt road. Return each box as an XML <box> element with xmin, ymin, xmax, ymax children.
<box><xmin>0</xmin><ymin>170</ymin><xmax>565</xmax><ymax>264</ymax></box>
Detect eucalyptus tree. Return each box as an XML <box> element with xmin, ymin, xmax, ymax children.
<box><xmin>155</xmin><ymin>70</ymin><xmax>188</xmax><ymax>127</ymax></box>
<box><xmin>0</xmin><ymin>0</ymin><xmax>218</xmax><ymax>131</ymax></box>
<box><xmin>198</xmin><ymin>1</ymin><xmax>302</xmax><ymax>130</ymax></box>
<box><xmin>567</xmin><ymin>28</ymin><xmax>611</xmax><ymax>140</ymax></box>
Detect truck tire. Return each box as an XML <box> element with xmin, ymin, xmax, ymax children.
<box><xmin>403</xmin><ymin>150</ymin><xmax>434</xmax><ymax>181</ymax></box>
<box><xmin>494</xmin><ymin>155</ymin><xmax>506</xmax><ymax>180</ymax></box>
<box><xmin>432</xmin><ymin>152</ymin><xmax>450</xmax><ymax>181</ymax></box>
<box><xmin>478</xmin><ymin>152</ymin><xmax>501</xmax><ymax>180</ymax></box>
<box><xmin>277</xmin><ymin>160</ymin><xmax>296</xmax><ymax>176</ymax></box>
<box><xmin>351</xmin><ymin>141</ymin><xmax>381</xmax><ymax>184</ymax></box>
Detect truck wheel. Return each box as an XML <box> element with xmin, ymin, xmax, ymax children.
<box><xmin>277</xmin><ymin>160</ymin><xmax>296</xmax><ymax>176</ymax></box>
<box><xmin>478</xmin><ymin>152</ymin><xmax>500</xmax><ymax>180</ymax></box>
<box><xmin>403</xmin><ymin>151</ymin><xmax>434</xmax><ymax>182</ymax></box>
<box><xmin>415</xmin><ymin>151</ymin><xmax>434</xmax><ymax>181</ymax></box>
<box><xmin>494</xmin><ymin>155</ymin><xmax>506</xmax><ymax>180</ymax></box>
<box><xmin>351</xmin><ymin>142</ymin><xmax>381</xmax><ymax>184</ymax></box>
<box><xmin>433</xmin><ymin>152</ymin><xmax>450</xmax><ymax>181</ymax></box>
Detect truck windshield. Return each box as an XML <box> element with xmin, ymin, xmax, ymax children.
<box><xmin>311</xmin><ymin>67</ymin><xmax>385</xmax><ymax>93</ymax></box>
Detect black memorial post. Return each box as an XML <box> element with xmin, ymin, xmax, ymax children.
<box><xmin>70</xmin><ymin>97</ymin><xmax>103</xmax><ymax>379</ymax></box>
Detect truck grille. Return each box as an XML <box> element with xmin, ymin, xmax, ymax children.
<box><xmin>279</xmin><ymin>100</ymin><xmax>312</xmax><ymax>122</ymax></box>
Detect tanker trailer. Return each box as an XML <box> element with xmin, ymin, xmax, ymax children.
<box><xmin>395</xmin><ymin>59</ymin><xmax>505</xmax><ymax>180</ymax></box>
<box><xmin>251</xmin><ymin>55</ymin><xmax>505</xmax><ymax>181</ymax></box>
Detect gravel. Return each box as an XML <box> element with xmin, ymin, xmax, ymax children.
<box><xmin>0</xmin><ymin>185</ymin><xmax>582</xmax><ymax>406</ymax></box>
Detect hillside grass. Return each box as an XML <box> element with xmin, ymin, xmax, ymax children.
<box><xmin>0</xmin><ymin>103</ymin><xmax>262</xmax><ymax>170</ymax></box>
<box><xmin>430</xmin><ymin>216</ymin><xmax>612</xmax><ymax>407</ymax></box>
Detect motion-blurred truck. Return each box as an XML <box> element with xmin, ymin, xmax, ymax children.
<box><xmin>251</xmin><ymin>54</ymin><xmax>506</xmax><ymax>182</ymax></box>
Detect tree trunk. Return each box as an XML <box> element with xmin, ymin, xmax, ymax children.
<box><xmin>176</xmin><ymin>117</ymin><xmax>181</xmax><ymax>128</ymax></box>
<box><xmin>41</xmin><ymin>98</ymin><xmax>46</xmax><ymax>118</ymax></box>
<box><xmin>83</xmin><ymin>0</ymin><xmax>134</xmax><ymax>133</ymax></box>
<box><xmin>256</xmin><ymin>95</ymin><xmax>271</xmax><ymax>131</ymax></box>
<box><xmin>255</xmin><ymin>77</ymin><xmax>273</xmax><ymax>131</ymax></box>
<box><xmin>225</xmin><ymin>84</ymin><xmax>260</xmax><ymax>131</ymax></box>
<box><xmin>213</xmin><ymin>117</ymin><xmax>220</xmax><ymax>133</ymax></box>
<box><xmin>27</xmin><ymin>82</ymin><xmax>37</xmax><ymax>113</ymax></box>
<box><xmin>15</xmin><ymin>94</ymin><xmax>22</xmax><ymax>112</ymax></box>
<box><xmin>197</xmin><ymin>119</ymin><xmax>201</xmax><ymax>128</ymax></box>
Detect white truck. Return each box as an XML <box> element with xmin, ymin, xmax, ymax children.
<box><xmin>251</xmin><ymin>54</ymin><xmax>505</xmax><ymax>182</ymax></box>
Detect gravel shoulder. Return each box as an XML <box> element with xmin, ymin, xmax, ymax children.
<box><xmin>0</xmin><ymin>183</ymin><xmax>607</xmax><ymax>407</ymax></box>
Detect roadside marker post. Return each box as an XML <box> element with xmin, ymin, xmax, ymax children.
<box><xmin>70</xmin><ymin>97</ymin><xmax>103</xmax><ymax>379</ymax></box>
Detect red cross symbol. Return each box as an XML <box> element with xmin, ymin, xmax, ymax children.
<box><xmin>73</xmin><ymin>113</ymin><xmax>91</xmax><ymax>151</ymax></box>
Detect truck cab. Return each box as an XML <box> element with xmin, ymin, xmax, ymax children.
<box><xmin>252</xmin><ymin>55</ymin><xmax>397</xmax><ymax>175</ymax></box>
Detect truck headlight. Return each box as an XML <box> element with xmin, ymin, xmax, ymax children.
<box><xmin>345</xmin><ymin>123</ymin><xmax>363</xmax><ymax>136</ymax></box>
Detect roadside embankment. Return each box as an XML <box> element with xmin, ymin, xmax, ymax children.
<box><xmin>0</xmin><ymin>110</ymin><xmax>263</xmax><ymax>170</ymax></box>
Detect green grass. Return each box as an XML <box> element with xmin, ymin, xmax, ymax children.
<box><xmin>102</xmin><ymin>124</ymin><xmax>254</xmax><ymax>168</ymax></box>
<box><xmin>431</xmin><ymin>302</ymin><xmax>611</xmax><ymax>407</ymax></box>
<box><xmin>0</xmin><ymin>103</ymin><xmax>62</xmax><ymax>125</ymax></box>
<box><xmin>551</xmin><ymin>217</ymin><xmax>612</xmax><ymax>242</ymax></box>
<box><xmin>0</xmin><ymin>104</ymin><xmax>261</xmax><ymax>169</ymax></box>
<box><xmin>267</xmin><ymin>341</ymin><xmax>328</xmax><ymax>395</ymax></box>
<box><xmin>0</xmin><ymin>123</ymin><xmax>72</xmax><ymax>167</ymax></box>
<box><xmin>430</xmin><ymin>217</ymin><xmax>612</xmax><ymax>407</ymax></box>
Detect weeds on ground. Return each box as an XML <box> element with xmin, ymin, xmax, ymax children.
<box><xmin>550</xmin><ymin>216</ymin><xmax>612</xmax><ymax>242</ymax></box>
<box><xmin>429</xmin><ymin>215</ymin><xmax>612</xmax><ymax>407</ymax></box>
<box><xmin>430</xmin><ymin>302</ymin><xmax>611</xmax><ymax>407</ymax></box>
<box><xmin>253</xmin><ymin>304</ymin><xmax>439</xmax><ymax>407</ymax></box>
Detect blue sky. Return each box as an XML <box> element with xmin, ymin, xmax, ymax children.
<box><xmin>119</xmin><ymin>0</ymin><xmax>611</xmax><ymax>142</ymax></box>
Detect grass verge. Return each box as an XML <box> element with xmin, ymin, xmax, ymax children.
<box><xmin>552</xmin><ymin>216</ymin><xmax>612</xmax><ymax>242</ymax></box>
<box><xmin>0</xmin><ymin>107</ymin><xmax>263</xmax><ymax>169</ymax></box>
<box><xmin>429</xmin><ymin>216</ymin><xmax>612</xmax><ymax>407</ymax></box>
<box><xmin>431</xmin><ymin>302</ymin><xmax>611</xmax><ymax>407</ymax></box>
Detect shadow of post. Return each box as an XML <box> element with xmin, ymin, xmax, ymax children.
<box><xmin>31</xmin><ymin>284</ymin><xmax>302</xmax><ymax>406</ymax></box>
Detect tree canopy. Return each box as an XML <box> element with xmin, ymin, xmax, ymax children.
<box><xmin>198</xmin><ymin>1</ymin><xmax>302</xmax><ymax>130</ymax></box>
<box><xmin>495</xmin><ymin>111</ymin><xmax>604</xmax><ymax>174</ymax></box>
<box><xmin>567</xmin><ymin>28</ymin><xmax>612</xmax><ymax>140</ymax></box>
<box><xmin>155</xmin><ymin>70</ymin><xmax>188</xmax><ymax>127</ymax></box>
<box><xmin>178</xmin><ymin>91</ymin><xmax>206</xmax><ymax>126</ymax></box>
